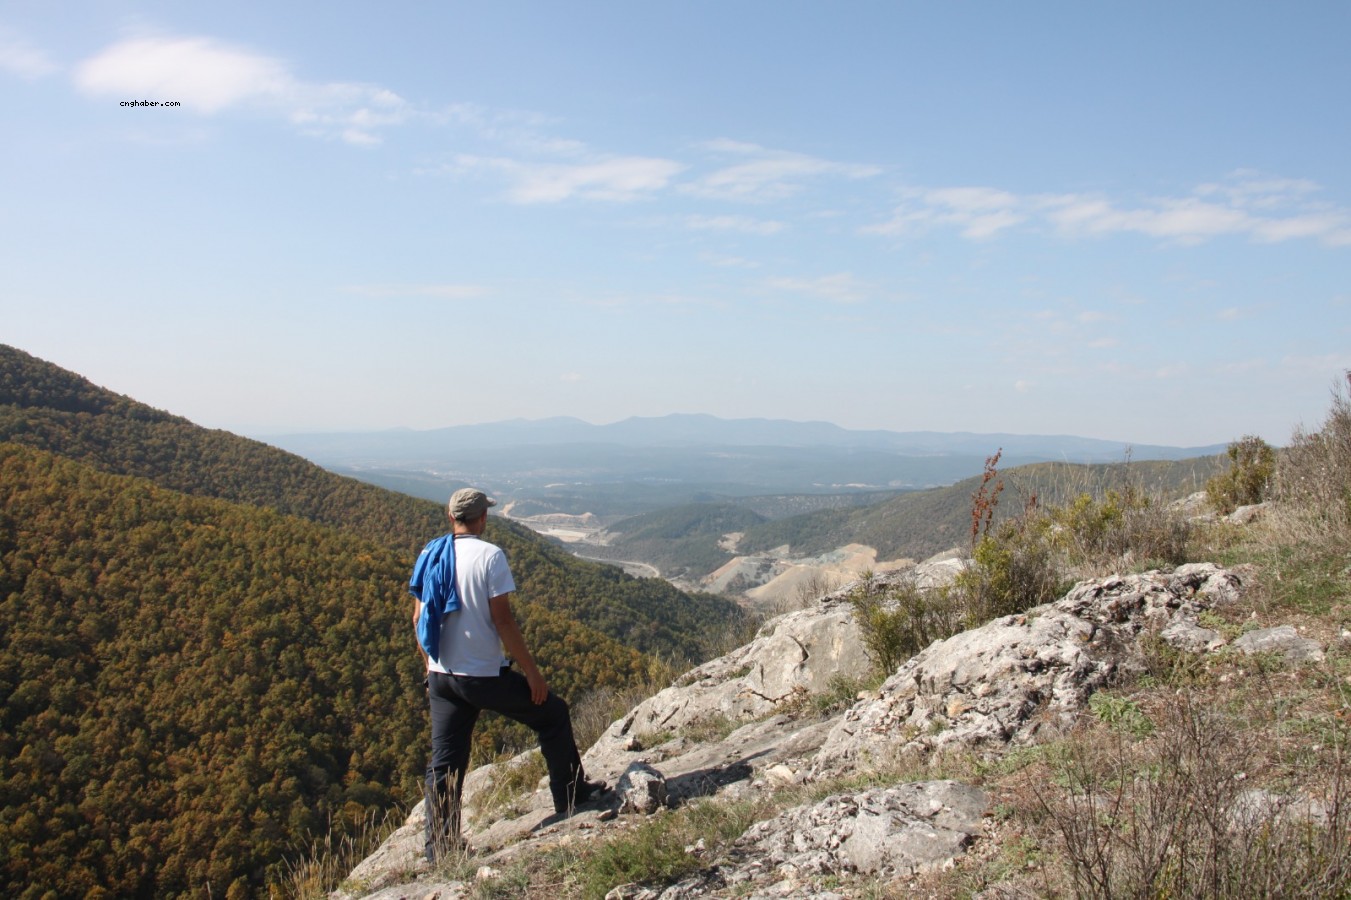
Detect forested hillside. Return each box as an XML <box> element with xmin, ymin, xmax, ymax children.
<box><xmin>0</xmin><ymin>345</ymin><xmax>745</xmax><ymax>899</ymax></box>
<box><xmin>738</xmin><ymin>455</ymin><xmax>1228</xmax><ymax>562</ymax></box>
<box><xmin>0</xmin><ymin>444</ymin><xmax>430</xmax><ymax>897</ymax></box>
<box><xmin>0</xmin><ymin>345</ymin><xmax>742</xmax><ymax>663</ymax></box>
<box><xmin>0</xmin><ymin>345</ymin><xmax>445</xmax><ymax>554</ymax></box>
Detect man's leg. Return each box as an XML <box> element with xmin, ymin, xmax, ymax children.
<box><xmin>425</xmin><ymin>672</ymin><xmax>479</xmax><ymax>861</ymax></box>
<box><xmin>453</xmin><ymin>668</ymin><xmax>598</xmax><ymax>814</ymax></box>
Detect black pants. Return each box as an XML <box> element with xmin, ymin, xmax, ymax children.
<box><xmin>424</xmin><ymin>667</ymin><xmax>586</xmax><ymax>859</ymax></box>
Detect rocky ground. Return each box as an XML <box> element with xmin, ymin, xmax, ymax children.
<box><xmin>330</xmin><ymin>505</ymin><xmax>1341</xmax><ymax>900</ymax></box>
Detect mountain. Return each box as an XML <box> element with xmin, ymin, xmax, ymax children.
<box><xmin>261</xmin><ymin>413</ymin><xmax>1225</xmax><ymax>458</ymax></box>
<box><xmin>556</xmin><ymin>456</ymin><xmax>1228</xmax><ymax>594</ymax></box>
<box><xmin>255</xmin><ymin>416</ymin><xmax>1227</xmax><ymax>518</ymax></box>
<box><xmin>0</xmin><ymin>344</ymin><xmax>745</xmax><ymax>898</ymax></box>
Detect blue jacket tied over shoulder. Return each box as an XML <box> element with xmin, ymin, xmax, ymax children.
<box><xmin>410</xmin><ymin>534</ymin><xmax>459</xmax><ymax>662</ymax></box>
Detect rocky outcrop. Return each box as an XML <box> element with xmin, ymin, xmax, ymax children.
<box><xmin>814</xmin><ymin>563</ymin><xmax>1243</xmax><ymax>774</ymax></box>
<box><xmin>341</xmin><ymin>560</ymin><xmax>1268</xmax><ymax>899</ymax></box>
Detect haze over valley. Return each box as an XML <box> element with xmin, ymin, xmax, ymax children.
<box><xmin>261</xmin><ymin>418</ymin><xmax>1229</xmax><ymax>608</ymax></box>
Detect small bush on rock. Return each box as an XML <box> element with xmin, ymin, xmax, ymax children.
<box><xmin>1207</xmin><ymin>434</ymin><xmax>1276</xmax><ymax>514</ymax></box>
<box><xmin>846</xmin><ymin>573</ymin><xmax>964</xmax><ymax>676</ymax></box>
<box><xmin>954</xmin><ymin>516</ymin><xmax>1064</xmax><ymax>624</ymax></box>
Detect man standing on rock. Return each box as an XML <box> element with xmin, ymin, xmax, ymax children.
<box><xmin>411</xmin><ymin>487</ymin><xmax>605</xmax><ymax>861</ymax></box>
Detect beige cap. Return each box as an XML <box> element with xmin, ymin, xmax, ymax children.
<box><xmin>448</xmin><ymin>488</ymin><xmax>497</xmax><ymax>521</ymax></box>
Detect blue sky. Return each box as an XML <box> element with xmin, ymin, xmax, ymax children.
<box><xmin>2</xmin><ymin>2</ymin><xmax>1348</xmax><ymax>447</ymax></box>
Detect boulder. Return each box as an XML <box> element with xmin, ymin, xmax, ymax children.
<box><xmin>586</xmin><ymin>597</ymin><xmax>868</xmax><ymax>767</ymax></box>
<box><xmin>1233</xmin><ymin>624</ymin><xmax>1325</xmax><ymax>663</ymax></box>
<box><xmin>1225</xmin><ymin>503</ymin><xmax>1266</xmax><ymax>525</ymax></box>
<box><xmin>616</xmin><ymin>762</ymin><xmax>669</xmax><ymax>815</ymax></box>
<box><xmin>813</xmin><ymin>564</ymin><xmax>1245</xmax><ymax>774</ymax></box>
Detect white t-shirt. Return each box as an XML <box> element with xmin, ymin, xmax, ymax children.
<box><xmin>427</xmin><ymin>535</ymin><xmax>518</xmax><ymax>677</ymax></box>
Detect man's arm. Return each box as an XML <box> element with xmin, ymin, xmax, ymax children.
<box><xmin>488</xmin><ymin>593</ymin><xmax>548</xmax><ymax>705</ymax></box>
<box><xmin>412</xmin><ymin>599</ymin><xmax>428</xmax><ymax>668</ymax></box>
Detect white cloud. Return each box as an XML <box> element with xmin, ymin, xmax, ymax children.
<box><xmin>686</xmin><ymin>140</ymin><xmax>880</xmax><ymax>202</ymax></box>
<box><xmin>1195</xmin><ymin>171</ymin><xmax>1320</xmax><ymax>209</ymax></box>
<box><xmin>926</xmin><ymin>186</ymin><xmax>1021</xmax><ymax>212</ymax></box>
<box><xmin>75</xmin><ymin>36</ymin><xmax>290</xmax><ymax>112</ymax></box>
<box><xmin>863</xmin><ymin>186</ymin><xmax>1025</xmax><ymax>240</ymax></box>
<box><xmin>0</xmin><ymin>27</ymin><xmax>58</xmax><ymax>79</ymax></box>
<box><xmin>866</xmin><ymin>171</ymin><xmax>1351</xmax><ymax>248</ymax></box>
<box><xmin>1043</xmin><ymin>195</ymin><xmax>1254</xmax><ymax>243</ymax></box>
<box><xmin>453</xmin><ymin>154</ymin><xmax>685</xmax><ymax>203</ymax></box>
<box><xmin>73</xmin><ymin>34</ymin><xmax>410</xmax><ymax>144</ymax></box>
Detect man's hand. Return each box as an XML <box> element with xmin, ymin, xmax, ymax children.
<box><xmin>490</xmin><ymin>593</ymin><xmax>550</xmax><ymax>705</ymax></box>
<box><xmin>524</xmin><ymin>667</ymin><xmax>549</xmax><ymax>705</ymax></box>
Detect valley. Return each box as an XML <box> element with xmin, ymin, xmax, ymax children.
<box><xmin>266</xmin><ymin>415</ymin><xmax>1229</xmax><ymax>614</ymax></box>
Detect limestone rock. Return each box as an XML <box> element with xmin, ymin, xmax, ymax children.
<box><xmin>813</xmin><ymin>564</ymin><xmax>1245</xmax><ymax>774</ymax></box>
<box><xmin>1169</xmin><ymin>491</ymin><xmax>1214</xmax><ymax>519</ymax></box>
<box><xmin>1225</xmin><ymin>503</ymin><xmax>1266</xmax><ymax>525</ymax></box>
<box><xmin>657</xmin><ymin>781</ymin><xmax>987</xmax><ymax>896</ymax></box>
<box><xmin>345</xmin><ymin>882</ymin><xmax>468</xmax><ymax>900</ymax></box>
<box><xmin>341</xmin><ymin>564</ymin><xmax>1252</xmax><ymax>900</ymax></box>
<box><xmin>1233</xmin><ymin>624</ymin><xmax>1325</xmax><ymax>662</ymax></box>
<box><xmin>585</xmin><ymin>598</ymin><xmax>867</xmax><ymax>769</ymax></box>
<box><xmin>616</xmin><ymin>762</ymin><xmax>669</xmax><ymax>814</ymax></box>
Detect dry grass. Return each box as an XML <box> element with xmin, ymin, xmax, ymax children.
<box><xmin>277</xmin><ymin>807</ymin><xmax>406</xmax><ymax>900</ymax></box>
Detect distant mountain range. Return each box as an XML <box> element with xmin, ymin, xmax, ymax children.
<box><xmin>256</xmin><ymin>416</ymin><xmax>1228</xmax><ymax>513</ymax></box>
<box><xmin>261</xmin><ymin>414</ymin><xmax>1224</xmax><ymax>460</ymax></box>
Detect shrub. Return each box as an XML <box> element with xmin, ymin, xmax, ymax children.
<box><xmin>1051</xmin><ymin>487</ymin><xmax>1191</xmax><ymax>571</ymax></box>
<box><xmin>1273</xmin><ymin>372</ymin><xmax>1351</xmax><ymax>541</ymax></box>
<box><xmin>1040</xmin><ymin>697</ymin><xmax>1351</xmax><ymax>899</ymax></box>
<box><xmin>1207</xmin><ymin>434</ymin><xmax>1276</xmax><ymax>514</ymax></box>
<box><xmin>1087</xmin><ymin>692</ymin><xmax>1153</xmax><ymax>737</ymax></box>
<box><xmin>279</xmin><ymin>808</ymin><xmax>405</xmax><ymax>900</ymax></box>
<box><xmin>846</xmin><ymin>573</ymin><xmax>964</xmax><ymax>676</ymax></box>
<box><xmin>953</xmin><ymin>516</ymin><xmax>1063</xmax><ymax>624</ymax></box>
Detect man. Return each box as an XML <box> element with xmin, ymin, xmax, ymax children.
<box><xmin>411</xmin><ymin>487</ymin><xmax>604</xmax><ymax>861</ymax></box>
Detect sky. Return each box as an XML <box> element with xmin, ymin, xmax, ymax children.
<box><xmin>2</xmin><ymin>1</ymin><xmax>1349</xmax><ymax>448</ymax></box>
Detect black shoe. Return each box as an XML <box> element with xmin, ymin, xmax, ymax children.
<box><xmin>574</xmin><ymin>779</ymin><xmax>609</xmax><ymax>805</ymax></box>
<box><xmin>553</xmin><ymin>779</ymin><xmax>610</xmax><ymax>816</ymax></box>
